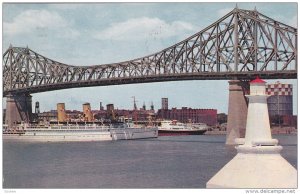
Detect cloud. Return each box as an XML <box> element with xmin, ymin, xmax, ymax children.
<box><xmin>48</xmin><ymin>4</ymin><xmax>83</xmax><ymax>10</ymax></box>
<box><xmin>93</xmin><ymin>17</ymin><xmax>196</xmax><ymax>41</ymax></box>
<box><xmin>3</xmin><ymin>9</ymin><xmax>80</xmax><ymax>38</ymax></box>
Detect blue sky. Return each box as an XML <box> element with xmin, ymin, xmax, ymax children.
<box><xmin>2</xmin><ymin>2</ymin><xmax>298</xmax><ymax>114</ymax></box>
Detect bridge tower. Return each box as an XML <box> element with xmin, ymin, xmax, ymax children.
<box><xmin>5</xmin><ymin>93</ymin><xmax>33</xmax><ymax>128</ymax></box>
<box><xmin>226</xmin><ymin>80</ymin><xmax>249</xmax><ymax>145</ymax></box>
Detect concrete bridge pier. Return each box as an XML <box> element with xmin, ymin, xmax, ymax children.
<box><xmin>5</xmin><ymin>93</ymin><xmax>33</xmax><ymax>128</ymax></box>
<box><xmin>226</xmin><ymin>80</ymin><xmax>249</xmax><ymax>145</ymax></box>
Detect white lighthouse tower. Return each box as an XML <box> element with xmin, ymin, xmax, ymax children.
<box><xmin>206</xmin><ymin>77</ymin><xmax>297</xmax><ymax>188</ymax></box>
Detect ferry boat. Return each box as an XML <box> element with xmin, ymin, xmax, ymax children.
<box><xmin>158</xmin><ymin>120</ymin><xmax>208</xmax><ymax>136</ymax></box>
<box><xmin>3</xmin><ymin>122</ymin><xmax>158</xmax><ymax>142</ymax></box>
<box><xmin>110</xmin><ymin>120</ymin><xmax>158</xmax><ymax>140</ymax></box>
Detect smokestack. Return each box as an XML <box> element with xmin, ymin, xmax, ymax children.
<box><xmin>57</xmin><ymin>103</ymin><xmax>67</xmax><ymax>122</ymax></box>
<box><xmin>100</xmin><ymin>102</ymin><xmax>104</xmax><ymax>110</ymax></box>
<box><xmin>35</xmin><ymin>101</ymin><xmax>40</xmax><ymax>114</ymax></box>
<box><xmin>83</xmin><ymin>103</ymin><xmax>93</xmax><ymax>122</ymax></box>
<box><xmin>106</xmin><ymin>104</ymin><xmax>116</xmax><ymax>121</ymax></box>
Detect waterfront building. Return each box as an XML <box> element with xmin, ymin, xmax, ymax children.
<box><xmin>266</xmin><ymin>82</ymin><xmax>293</xmax><ymax>116</ymax></box>
<box><xmin>161</xmin><ymin>98</ymin><xmax>168</xmax><ymax>110</ymax></box>
<box><xmin>266</xmin><ymin>82</ymin><xmax>295</xmax><ymax>127</ymax></box>
<box><xmin>157</xmin><ymin>107</ymin><xmax>217</xmax><ymax>126</ymax></box>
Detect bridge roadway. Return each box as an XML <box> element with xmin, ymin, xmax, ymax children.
<box><xmin>3</xmin><ymin>69</ymin><xmax>296</xmax><ymax>95</ymax></box>
<box><xmin>3</xmin><ymin>7</ymin><xmax>297</xmax><ymax>144</ymax></box>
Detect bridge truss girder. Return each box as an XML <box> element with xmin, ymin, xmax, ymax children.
<box><xmin>3</xmin><ymin>8</ymin><xmax>297</xmax><ymax>96</ymax></box>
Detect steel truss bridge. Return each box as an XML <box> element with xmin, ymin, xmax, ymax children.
<box><xmin>3</xmin><ymin>8</ymin><xmax>297</xmax><ymax>96</ymax></box>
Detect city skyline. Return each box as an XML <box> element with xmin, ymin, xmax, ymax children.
<box><xmin>36</xmin><ymin>97</ymin><xmax>218</xmax><ymax>112</ymax></box>
<box><xmin>3</xmin><ymin>2</ymin><xmax>298</xmax><ymax>114</ymax></box>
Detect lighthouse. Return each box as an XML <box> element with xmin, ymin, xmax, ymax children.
<box><xmin>206</xmin><ymin>77</ymin><xmax>297</xmax><ymax>188</ymax></box>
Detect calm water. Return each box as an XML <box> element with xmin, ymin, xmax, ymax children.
<box><xmin>3</xmin><ymin>135</ymin><xmax>297</xmax><ymax>188</ymax></box>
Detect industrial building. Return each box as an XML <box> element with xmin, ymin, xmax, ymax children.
<box><xmin>161</xmin><ymin>98</ymin><xmax>168</xmax><ymax>110</ymax></box>
<box><xmin>33</xmin><ymin>98</ymin><xmax>217</xmax><ymax>126</ymax></box>
<box><xmin>157</xmin><ymin>98</ymin><xmax>217</xmax><ymax>126</ymax></box>
<box><xmin>34</xmin><ymin>98</ymin><xmax>217</xmax><ymax>125</ymax></box>
<box><xmin>31</xmin><ymin>84</ymin><xmax>295</xmax><ymax>128</ymax></box>
<box><xmin>266</xmin><ymin>82</ymin><xmax>293</xmax><ymax>116</ymax></box>
<box><xmin>94</xmin><ymin>108</ymin><xmax>155</xmax><ymax>123</ymax></box>
<box><xmin>157</xmin><ymin>107</ymin><xmax>217</xmax><ymax>126</ymax></box>
<box><xmin>266</xmin><ymin>82</ymin><xmax>296</xmax><ymax>127</ymax></box>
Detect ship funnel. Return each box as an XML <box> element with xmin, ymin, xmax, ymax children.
<box><xmin>57</xmin><ymin>103</ymin><xmax>67</xmax><ymax>122</ymax></box>
<box><xmin>83</xmin><ymin>103</ymin><xmax>93</xmax><ymax>122</ymax></box>
<box><xmin>106</xmin><ymin>104</ymin><xmax>116</xmax><ymax>121</ymax></box>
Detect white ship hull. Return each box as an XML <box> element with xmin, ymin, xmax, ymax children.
<box><xmin>158</xmin><ymin>120</ymin><xmax>208</xmax><ymax>136</ymax></box>
<box><xmin>3</xmin><ymin>125</ymin><xmax>158</xmax><ymax>142</ymax></box>
<box><xmin>3</xmin><ymin>131</ymin><xmax>112</xmax><ymax>142</ymax></box>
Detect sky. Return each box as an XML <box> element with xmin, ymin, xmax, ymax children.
<box><xmin>2</xmin><ymin>2</ymin><xmax>298</xmax><ymax>114</ymax></box>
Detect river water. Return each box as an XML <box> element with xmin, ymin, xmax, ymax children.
<box><xmin>3</xmin><ymin>134</ymin><xmax>297</xmax><ymax>188</ymax></box>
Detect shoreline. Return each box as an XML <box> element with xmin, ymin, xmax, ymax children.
<box><xmin>205</xmin><ymin>126</ymin><xmax>297</xmax><ymax>135</ymax></box>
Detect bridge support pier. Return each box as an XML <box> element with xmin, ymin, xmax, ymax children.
<box><xmin>226</xmin><ymin>80</ymin><xmax>249</xmax><ymax>145</ymax></box>
<box><xmin>5</xmin><ymin>93</ymin><xmax>32</xmax><ymax>128</ymax></box>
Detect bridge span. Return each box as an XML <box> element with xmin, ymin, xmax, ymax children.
<box><xmin>3</xmin><ymin>7</ymin><xmax>297</xmax><ymax>144</ymax></box>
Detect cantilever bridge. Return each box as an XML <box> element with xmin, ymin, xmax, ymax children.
<box><xmin>2</xmin><ymin>7</ymin><xmax>298</xmax><ymax>143</ymax></box>
<box><xmin>3</xmin><ymin>7</ymin><xmax>297</xmax><ymax>96</ymax></box>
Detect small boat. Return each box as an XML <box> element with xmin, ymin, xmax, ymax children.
<box><xmin>158</xmin><ymin>120</ymin><xmax>208</xmax><ymax>136</ymax></box>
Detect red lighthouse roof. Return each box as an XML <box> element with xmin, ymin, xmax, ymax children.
<box><xmin>250</xmin><ymin>76</ymin><xmax>266</xmax><ymax>84</ymax></box>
